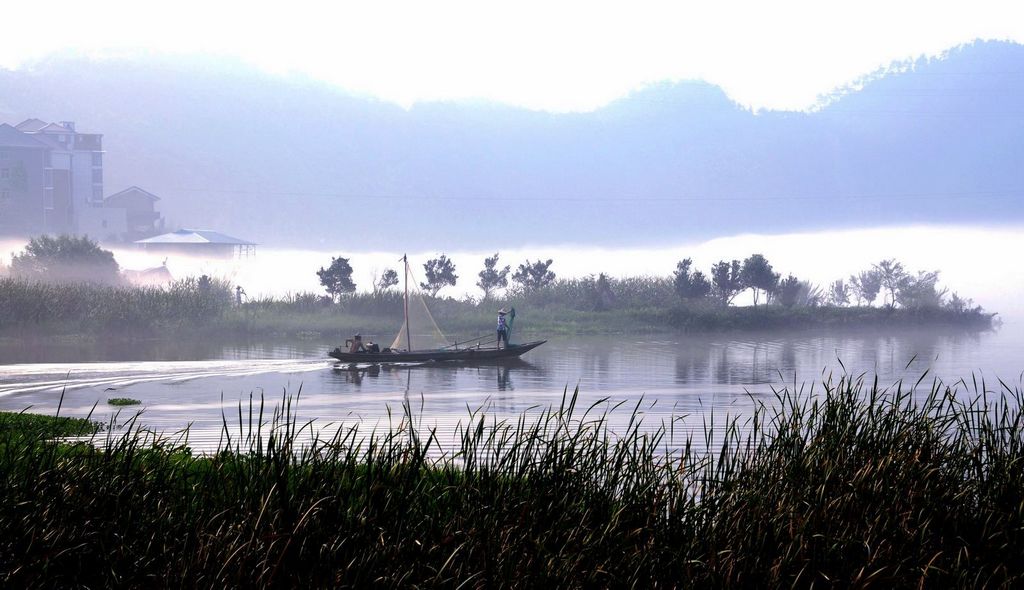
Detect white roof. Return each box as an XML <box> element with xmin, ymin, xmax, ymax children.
<box><xmin>135</xmin><ymin>229</ymin><xmax>256</xmax><ymax>246</ymax></box>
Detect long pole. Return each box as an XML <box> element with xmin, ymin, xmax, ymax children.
<box><xmin>403</xmin><ymin>254</ymin><xmax>412</xmax><ymax>351</ymax></box>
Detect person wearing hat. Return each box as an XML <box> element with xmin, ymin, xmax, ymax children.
<box><xmin>348</xmin><ymin>333</ymin><xmax>367</xmax><ymax>353</ymax></box>
<box><xmin>496</xmin><ymin>309</ymin><xmax>510</xmax><ymax>349</ymax></box>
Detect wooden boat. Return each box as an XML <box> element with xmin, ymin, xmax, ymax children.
<box><xmin>328</xmin><ymin>254</ymin><xmax>545</xmax><ymax>364</ymax></box>
<box><xmin>329</xmin><ymin>339</ymin><xmax>547</xmax><ymax>363</ymax></box>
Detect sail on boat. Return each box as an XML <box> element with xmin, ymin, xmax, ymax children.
<box><xmin>328</xmin><ymin>255</ymin><xmax>546</xmax><ymax>363</ymax></box>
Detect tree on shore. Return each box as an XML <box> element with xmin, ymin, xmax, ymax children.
<box><xmin>828</xmin><ymin>279</ymin><xmax>850</xmax><ymax>307</ymax></box>
<box><xmin>592</xmin><ymin>273</ymin><xmax>616</xmax><ymax>311</ymax></box>
<box><xmin>374</xmin><ymin>268</ymin><xmax>399</xmax><ymax>295</ymax></box>
<box><xmin>513</xmin><ymin>259</ymin><xmax>556</xmax><ymax>291</ymax></box>
<box><xmin>710</xmin><ymin>260</ymin><xmax>743</xmax><ymax>306</ymax></box>
<box><xmin>673</xmin><ymin>258</ymin><xmax>712</xmax><ymax>300</ymax></box>
<box><xmin>11</xmin><ymin>235</ymin><xmax>120</xmax><ymax>285</ymax></box>
<box><xmin>896</xmin><ymin>270</ymin><xmax>946</xmax><ymax>309</ymax></box>
<box><xmin>947</xmin><ymin>292</ymin><xmax>980</xmax><ymax>313</ymax></box>
<box><xmin>873</xmin><ymin>259</ymin><xmax>907</xmax><ymax>309</ymax></box>
<box><xmin>476</xmin><ymin>253</ymin><xmax>510</xmax><ymax>300</ymax></box>
<box><xmin>740</xmin><ymin>254</ymin><xmax>778</xmax><ymax>307</ymax></box>
<box><xmin>776</xmin><ymin>275</ymin><xmax>801</xmax><ymax>308</ymax></box>
<box><xmin>849</xmin><ymin>269</ymin><xmax>882</xmax><ymax>306</ymax></box>
<box><xmin>317</xmin><ymin>256</ymin><xmax>355</xmax><ymax>301</ymax></box>
<box><xmin>421</xmin><ymin>255</ymin><xmax>458</xmax><ymax>297</ymax></box>
<box><xmin>776</xmin><ymin>275</ymin><xmax>822</xmax><ymax>308</ymax></box>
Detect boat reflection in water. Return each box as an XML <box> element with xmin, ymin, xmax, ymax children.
<box><xmin>332</xmin><ymin>358</ymin><xmax>543</xmax><ymax>394</ymax></box>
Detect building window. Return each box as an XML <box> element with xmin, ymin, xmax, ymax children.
<box><xmin>0</xmin><ymin>189</ymin><xmax>9</xmax><ymax>202</ymax></box>
<box><xmin>44</xmin><ymin>152</ymin><xmax>51</xmax><ymax>167</ymax></box>
<box><xmin>0</xmin><ymin>168</ymin><xmax>8</xmax><ymax>179</ymax></box>
<box><xmin>92</xmin><ymin>168</ymin><xmax>102</xmax><ymax>183</ymax></box>
<box><xmin>93</xmin><ymin>186</ymin><xmax>103</xmax><ymax>201</ymax></box>
<box><xmin>92</xmin><ymin>152</ymin><xmax>103</xmax><ymax>166</ymax></box>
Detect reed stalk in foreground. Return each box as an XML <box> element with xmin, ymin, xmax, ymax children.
<box><xmin>1</xmin><ymin>374</ymin><xmax>1022</xmax><ymax>587</ymax></box>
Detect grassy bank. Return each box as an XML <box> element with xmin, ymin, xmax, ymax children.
<box><xmin>219</xmin><ymin>302</ymin><xmax>996</xmax><ymax>341</ymax></box>
<box><xmin>1</xmin><ymin>376</ymin><xmax>1022</xmax><ymax>586</ymax></box>
<box><xmin>0</xmin><ymin>277</ymin><xmax>995</xmax><ymax>341</ymax></box>
<box><xmin>0</xmin><ymin>410</ymin><xmax>101</xmax><ymax>440</ymax></box>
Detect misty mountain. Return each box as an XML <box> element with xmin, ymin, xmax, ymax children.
<box><xmin>1</xmin><ymin>41</ymin><xmax>1022</xmax><ymax>249</ymax></box>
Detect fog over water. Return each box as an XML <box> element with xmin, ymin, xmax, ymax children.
<box><xmin>2</xmin><ymin>223</ymin><xmax>1021</xmax><ymax>451</ymax></box>
<box><xmin>6</xmin><ymin>223</ymin><xmax>1018</xmax><ymax>319</ymax></box>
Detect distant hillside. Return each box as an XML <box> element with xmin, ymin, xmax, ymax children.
<box><xmin>1</xmin><ymin>41</ymin><xmax>1022</xmax><ymax>249</ymax></box>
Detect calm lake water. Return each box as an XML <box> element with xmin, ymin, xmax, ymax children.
<box><xmin>1</xmin><ymin>325</ymin><xmax>1021</xmax><ymax>452</ymax></box>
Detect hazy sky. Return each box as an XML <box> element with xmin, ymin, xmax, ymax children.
<box><xmin>1</xmin><ymin>1</ymin><xmax>1021</xmax><ymax>111</ymax></box>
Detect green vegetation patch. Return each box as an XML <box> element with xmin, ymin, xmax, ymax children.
<box><xmin>0</xmin><ymin>411</ymin><xmax>102</xmax><ymax>438</ymax></box>
<box><xmin>107</xmin><ymin>398</ymin><xmax>141</xmax><ymax>406</ymax></box>
<box><xmin>0</xmin><ymin>246</ymin><xmax>997</xmax><ymax>340</ymax></box>
<box><xmin>0</xmin><ymin>376</ymin><xmax>1022</xmax><ymax>586</ymax></box>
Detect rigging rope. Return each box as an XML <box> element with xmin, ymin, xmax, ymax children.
<box><xmin>389</xmin><ymin>257</ymin><xmax>449</xmax><ymax>351</ymax></box>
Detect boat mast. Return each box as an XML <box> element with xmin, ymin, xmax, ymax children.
<box><xmin>403</xmin><ymin>254</ymin><xmax>412</xmax><ymax>351</ymax></box>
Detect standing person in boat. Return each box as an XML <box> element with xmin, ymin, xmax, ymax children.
<box><xmin>496</xmin><ymin>309</ymin><xmax>510</xmax><ymax>349</ymax></box>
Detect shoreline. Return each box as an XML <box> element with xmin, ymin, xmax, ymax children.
<box><xmin>0</xmin><ymin>304</ymin><xmax>998</xmax><ymax>342</ymax></box>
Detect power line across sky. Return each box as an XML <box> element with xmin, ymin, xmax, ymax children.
<box><xmin>163</xmin><ymin>187</ymin><xmax>1023</xmax><ymax>203</ymax></box>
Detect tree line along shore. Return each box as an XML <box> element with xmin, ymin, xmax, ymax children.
<box><xmin>0</xmin><ymin>235</ymin><xmax>996</xmax><ymax>339</ymax></box>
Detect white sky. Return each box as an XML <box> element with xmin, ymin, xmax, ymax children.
<box><xmin>1</xmin><ymin>1</ymin><xmax>1022</xmax><ymax>111</ymax></box>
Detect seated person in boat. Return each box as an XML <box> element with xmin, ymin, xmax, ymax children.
<box><xmin>348</xmin><ymin>334</ymin><xmax>367</xmax><ymax>353</ymax></box>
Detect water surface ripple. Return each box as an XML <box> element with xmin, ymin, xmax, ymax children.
<box><xmin>1</xmin><ymin>328</ymin><xmax>1020</xmax><ymax>453</ymax></box>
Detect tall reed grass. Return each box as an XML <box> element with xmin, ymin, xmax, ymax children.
<box><xmin>0</xmin><ymin>277</ymin><xmax>232</xmax><ymax>332</ymax></box>
<box><xmin>0</xmin><ymin>275</ymin><xmax>996</xmax><ymax>339</ymax></box>
<box><xmin>1</xmin><ymin>375</ymin><xmax>1021</xmax><ymax>586</ymax></box>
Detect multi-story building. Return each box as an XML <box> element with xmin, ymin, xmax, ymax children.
<box><xmin>0</xmin><ymin>119</ymin><xmax>126</xmax><ymax>238</ymax></box>
<box><xmin>0</xmin><ymin>123</ymin><xmax>49</xmax><ymax>235</ymax></box>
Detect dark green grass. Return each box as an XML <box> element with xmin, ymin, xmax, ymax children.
<box><xmin>107</xmin><ymin>398</ymin><xmax>141</xmax><ymax>406</ymax></box>
<box><xmin>0</xmin><ymin>410</ymin><xmax>101</xmax><ymax>439</ymax></box>
<box><xmin>1</xmin><ymin>374</ymin><xmax>1022</xmax><ymax>586</ymax></box>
